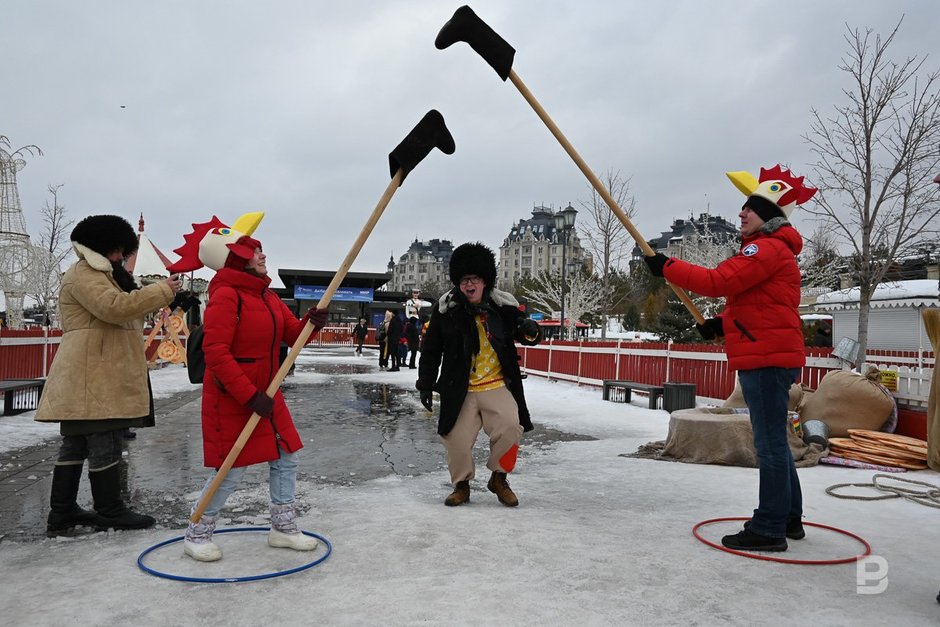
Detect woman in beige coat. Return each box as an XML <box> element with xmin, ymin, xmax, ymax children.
<box><xmin>35</xmin><ymin>215</ymin><xmax>181</xmax><ymax>535</ymax></box>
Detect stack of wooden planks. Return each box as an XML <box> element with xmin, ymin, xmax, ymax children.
<box><xmin>828</xmin><ymin>429</ymin><xmax>929</xmax><ymax>470</ymax></box>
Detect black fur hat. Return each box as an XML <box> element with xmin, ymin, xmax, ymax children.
<box><xmin>71</xmin><ymin>215</ymin><xmax>139</xmax><ymax>257</ymax></box>
<box><xmin>449</xmin><ymin>242</ymin><xmax>497</xmax><ymax>287</ymax></box>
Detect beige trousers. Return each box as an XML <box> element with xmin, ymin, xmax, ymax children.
<box><xmin>441</xmin><ymin>385</ymin><xmax>523</xmax><ymax>484</ymax></box>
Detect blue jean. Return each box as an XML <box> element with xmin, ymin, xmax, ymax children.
<box><xmin>194</xmin><ymin>449</ymin><xmax>299</xmax><ymax>517</ymax></box>
<box><xmin>738</xmin><ymin>367</ymin><xmax>802</xmax><ymax>538</ymax></box>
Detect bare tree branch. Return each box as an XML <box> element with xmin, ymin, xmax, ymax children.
<box><xmin>577</xmin><ymin>169</ymin><xmax>635</xmax><ymax>338</ymax></box>
<box><xmin>802</xmin><ymin>19</ymin><xmax>940</xmax><ymax>367</ymax></box>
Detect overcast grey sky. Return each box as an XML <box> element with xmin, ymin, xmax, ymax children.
<box><xmin>4</xmin><ymin>0</ymin><xmax>939</xmax><ymax>288</ymax></box>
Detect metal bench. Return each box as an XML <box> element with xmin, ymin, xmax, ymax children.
<box><xmin>602</xmin><ymin>380</ymin><xmax>664</xmax><ymax>409</ymax></box>
<box><xmin>0</xmin><ymin>379</ymin><xmax>45</xmax><ymax>416</ymax></box>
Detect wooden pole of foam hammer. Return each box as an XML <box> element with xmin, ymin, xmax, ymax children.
<box><xmin>506</xmin><ymin>71</ymin><xmax>703</xmax><ymax>324</ymax></box>
<box><xmin>436</xmin><ymin>6</ymin><xmax>704</xmax><ymax>324</ymax></box>
<box><xmin>191</xmin><ymin>111</ymin><xmax>456</xmax><ymax>523</ymax></box>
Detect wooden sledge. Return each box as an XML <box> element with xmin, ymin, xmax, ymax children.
<box><xmin>829</xmin><ymin>437</ymin><xmax>926</xmax><ymax>463</ymax></box>
<box><xmin>828</xmin><ymin>450</ymin><xmax>927</xmax><ymax>471</ymax></box>
<box><xmin>847</xmin><ymin>429</ymin><xmax>929</xmax><ymax>455</ymax></box>
<box><xmin>829</xmin><ymin>433</ymin><xmax>928</xmax><ymax>470</ymax></box>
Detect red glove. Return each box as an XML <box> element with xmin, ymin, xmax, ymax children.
<box><xmin>247</xmin><ymin>391</ymin><xmax>274</xmax><ymax>418</ymax></box>
<box><xmin>304</xmin><ymin>308</ymin><xmax>329</xmax><ymax>331</ymax></box>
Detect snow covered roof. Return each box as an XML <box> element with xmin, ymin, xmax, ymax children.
<box><xmin>814</xmin><ymin>279</ymin><xmax>939</xmax><ymax>310</ymax></box>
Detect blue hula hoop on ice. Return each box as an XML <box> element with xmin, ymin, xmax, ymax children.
<box><xmin>137</xmin><ymin>526</ymin><xmax>332</xmax><ymax>583</ymax></box>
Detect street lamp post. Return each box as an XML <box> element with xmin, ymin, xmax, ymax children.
<box><xmin>552</xmin><ymin>205</ymin><xmax>578</xmax><ymax>340</ymax></box>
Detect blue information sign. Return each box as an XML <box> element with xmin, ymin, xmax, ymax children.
<box><xmin>293</xmin><ymin>285</ymin><xmax>374</xmax><ymax>302</ymax></box>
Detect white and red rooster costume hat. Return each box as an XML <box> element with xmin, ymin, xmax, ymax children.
<box><xmin>726</xmin><ymin>165</ymin><xmax>817</xmax><ymax>222</ymax></box>
<box><xmin>167</xmin><ymin>211</ymin><xmax>265</xmax><ymax>273</ymax></box>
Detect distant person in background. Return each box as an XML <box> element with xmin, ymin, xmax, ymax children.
<box><xmin>35</xmin><ymin>215</ymin><xmax>181</xmax><ymax>535</ymax></box>
<box><xmin>386</xmin><ymin>310</ymin><xmax>403</xmax><ymax>372</ymax></box>
<box><xmin>405</xmin><ymin>316</ymin><xmax>421</xmax><ymax>369</ymax></box>
<box><xmin>377</xmin><ymin>311</ymin><xmax>391</xmax><ymax>369</ymax></box>
<box><xmin>645</xmin><ymin>165</ymin><xmax>816</xmax><ymax>552</ymax></box>
<box><xmin>353</xmin><ymin>317</ymin><xmax>368</xmax><ymax>355</ymax></box>
<box><xmin>405</xmin><ymin>289</ymin><xmax>423</xmax><ymax>320</ymax></box>
<box><xmin>812</xmin><ymin>323</ymin><xmax>832</xmax><ymax>348</ymax></box>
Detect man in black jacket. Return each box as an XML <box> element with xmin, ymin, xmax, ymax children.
<box><xmin>352</xmin><ymin>318</ymin><xmax>368</xmax><ymax>355</ymax></box>
<box><xmin>416</xmin><ymin>243</ymin><xmax>541</xmax><ymax>507</ymax></box>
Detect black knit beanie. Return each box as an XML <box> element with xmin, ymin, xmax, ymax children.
<box><xmin>744</xmin><ymin>195</ymin><xmax>785</xmax><ymax>223</ymax></box>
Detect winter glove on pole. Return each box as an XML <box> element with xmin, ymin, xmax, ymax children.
<box><xmin>420</xmin><ymin>390</ymin><xmax>433</xmax><ymax>412</ymax></box>
<box><xmin>303</xmin><ymin>308</ymin><xmax>329</xmax><ymax>331</ymax></box>
<box><xmin>518</xmin><ymin>318</ymin><xmax>540</xmax><ymax>342</ymax></box>
<box><xmin>247</xmin><ymin>392</ymin><xmax>275</xmax><ymax>418</ymax></box>
<box><xmin>169</xmin><ymin>291</ymin><xmax>201</xmax><ymax>312</ymax></box>
<box><xmin>695</xmin><ymin>317</ymin><xmax>724</xmax><ymax>341</ymax></box>
<box><xmin>643</xmin><ymin>253</ymin><xmax>670</xmax><ymax>278</ymax></box>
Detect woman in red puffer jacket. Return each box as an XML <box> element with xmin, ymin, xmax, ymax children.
<box><xmin>174</xmin><ymin>221</ymin><xmax>327</xmax><ymax>562</ymax></box>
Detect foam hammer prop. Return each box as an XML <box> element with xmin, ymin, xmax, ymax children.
<box><xmin>436</xmin><ymin>6</ymin><xmax>704</xmax><ymax>323</ymax></box>
<box><xmin>192</xmin><ymin>110</ymin><xmax>455</xmax><ymax>522</ymax></box>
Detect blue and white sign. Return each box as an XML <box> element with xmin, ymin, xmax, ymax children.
<box><xmin>294</xmin><ymin>285</ymin><xmax>374</xmax><ymax>302</ymax></box>
<box><xmin>529</xmin><ymin>312</ymin><xmax>544</xmax><ymax>321</ymax></box>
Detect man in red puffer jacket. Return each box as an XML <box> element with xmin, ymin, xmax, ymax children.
<box><xmin>645</xmin><ymin>165</ymin><xmax>817</xmax><ymax>553</ymax></box>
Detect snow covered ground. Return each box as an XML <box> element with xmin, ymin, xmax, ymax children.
<box><xmin>1</xmin><ymin>350</ymin><xmax>939</xmax><ymax>626</ymax></box>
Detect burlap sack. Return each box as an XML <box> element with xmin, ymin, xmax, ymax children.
<box><xmin>722</xmin><ymin>376</ymin><xmax>806</xmax><ymax>412</ymax></box>
<box><xmin>799</xmin><ymin>367</ymin><xmax>894</xmax><ymax>437</ymax></box>
<box><xmin>660</xmin><ymin>407</ymin><xmax>824</xmax><ymax>467</ymax></box>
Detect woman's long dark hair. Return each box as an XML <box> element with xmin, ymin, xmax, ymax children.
<box><xmin>111</xmin><ymin>260</ymin><xmax>139</xmax><ymax>293</ymax></box>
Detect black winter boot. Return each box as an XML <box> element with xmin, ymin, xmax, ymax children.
<box><xmin>744</xmin><ymin>518</ymin><xmax>805</xmax><ymax>540</ymax></box>
<box><xmin>47</xmin><ymin>464</ymin><xmax>100</xmax><ymax>536</ymax></box>
<box><xmin>721</xmin><ymin>528</ymin><xmax>787</xmax><ymax>552</ymax></box>
<box><xmin>89</xmin><ymin>464</ymin><xmax>155</xmax><ymax>530</ymax></box>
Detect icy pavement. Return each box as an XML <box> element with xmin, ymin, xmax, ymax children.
<box><xmin>1</xmin><ymin>347</ymin><xmax>938</xmax><ymax>626</ymax></box>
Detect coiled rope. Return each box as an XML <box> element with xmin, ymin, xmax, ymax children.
<box><xmin>826</xmin><ymin>473</ymin><xmax>940</xmax><ymax>509</ymax></box>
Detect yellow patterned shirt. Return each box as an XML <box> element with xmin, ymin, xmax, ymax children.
<box><xmin>469</xmin><ymin>313</ymin><xmax>504</xmax><ymax>392</ymax></box>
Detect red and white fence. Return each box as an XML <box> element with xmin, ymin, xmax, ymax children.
<box><xmin>518</xmin><ymin>340</ymin><xmax>934</xmax><ymax>408</ymax></box>
<box><xmin>1</xmin><ymin>329</ymin><xmax>932</xmax><ymax>409</ymax></box>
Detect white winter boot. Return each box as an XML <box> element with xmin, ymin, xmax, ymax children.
<box><xmin>268</xmin><ymin>503</ymin><xmax>318</xmax><ymax>551</ymax></box>
<box><xmin>183</xmin><ymin>514</ymin><xmax>222</xmax><ymax>562</ymax></box>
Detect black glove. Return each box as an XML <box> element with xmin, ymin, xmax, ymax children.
<box><xmin>518</xmin><ymin>318</ymin><xmax>540</xmax><ymax>340</ymax></box>
<box><xmin>303</xmin><ymin>308</ymin><xmax>329</xmax><ymax>330</ymax></box>
<box><xmin>169</xmin><ymin>291</ymin><xmax>201</xmax><ymax>312</ymax></box>
<box><xmin>420</xmin><ymin>390</ymin><xmax>433</xmax><ymax>411</ymax></box>
<box><xmin>643</xmin><ymin>253</ymin><xmax>670</xmax><ymax>277</ymax></box>
<box><xmin>695</xmin><ymin>317</ymin><xmax>725</xmax><ymax>341</ymax></box>
<box><xmin>247</xmin><ymin>391</ymin><xmax>275</xmax><ymax>418</ymax></box>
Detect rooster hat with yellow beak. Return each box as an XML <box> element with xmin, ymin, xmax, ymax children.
<box><xmin>167</xmin><ymin>212</ymin><xmax>265</xmax><ymax>273</ymax></box>
<box><xmin>725</xmin><ymin>165</ymin><xmax>817</xmax><ymax>222</ymax></box>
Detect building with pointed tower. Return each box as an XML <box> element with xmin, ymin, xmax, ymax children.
<box><xmin>385</xmin><ymin>238</ymin><xmax>454</xmax><ymax>294</ymax></box>
<box><xmin>499</xmin><ymin>204</ymin><xmax>590</xmax><ymax>291</ymax></box>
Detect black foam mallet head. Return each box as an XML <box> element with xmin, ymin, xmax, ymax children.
<box><xmin>435</xmin><ymin>5</ymin><xmax>516</xmax><ymax>81</ymax></box>
<box><xmin>388</xmin><ymin>109</ymin><xmax>456</xmax><ymax>185</ymax></box>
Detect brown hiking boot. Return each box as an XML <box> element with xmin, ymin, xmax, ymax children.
<box><xmin>487</xmin><ymin>471</ymin><xmax>519</xmax><ymax>507</ymax></box>
<box><xmin>444</xmin><ymin>480</ymin><xmax>470</xmax><ymax>506</ymax></box>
